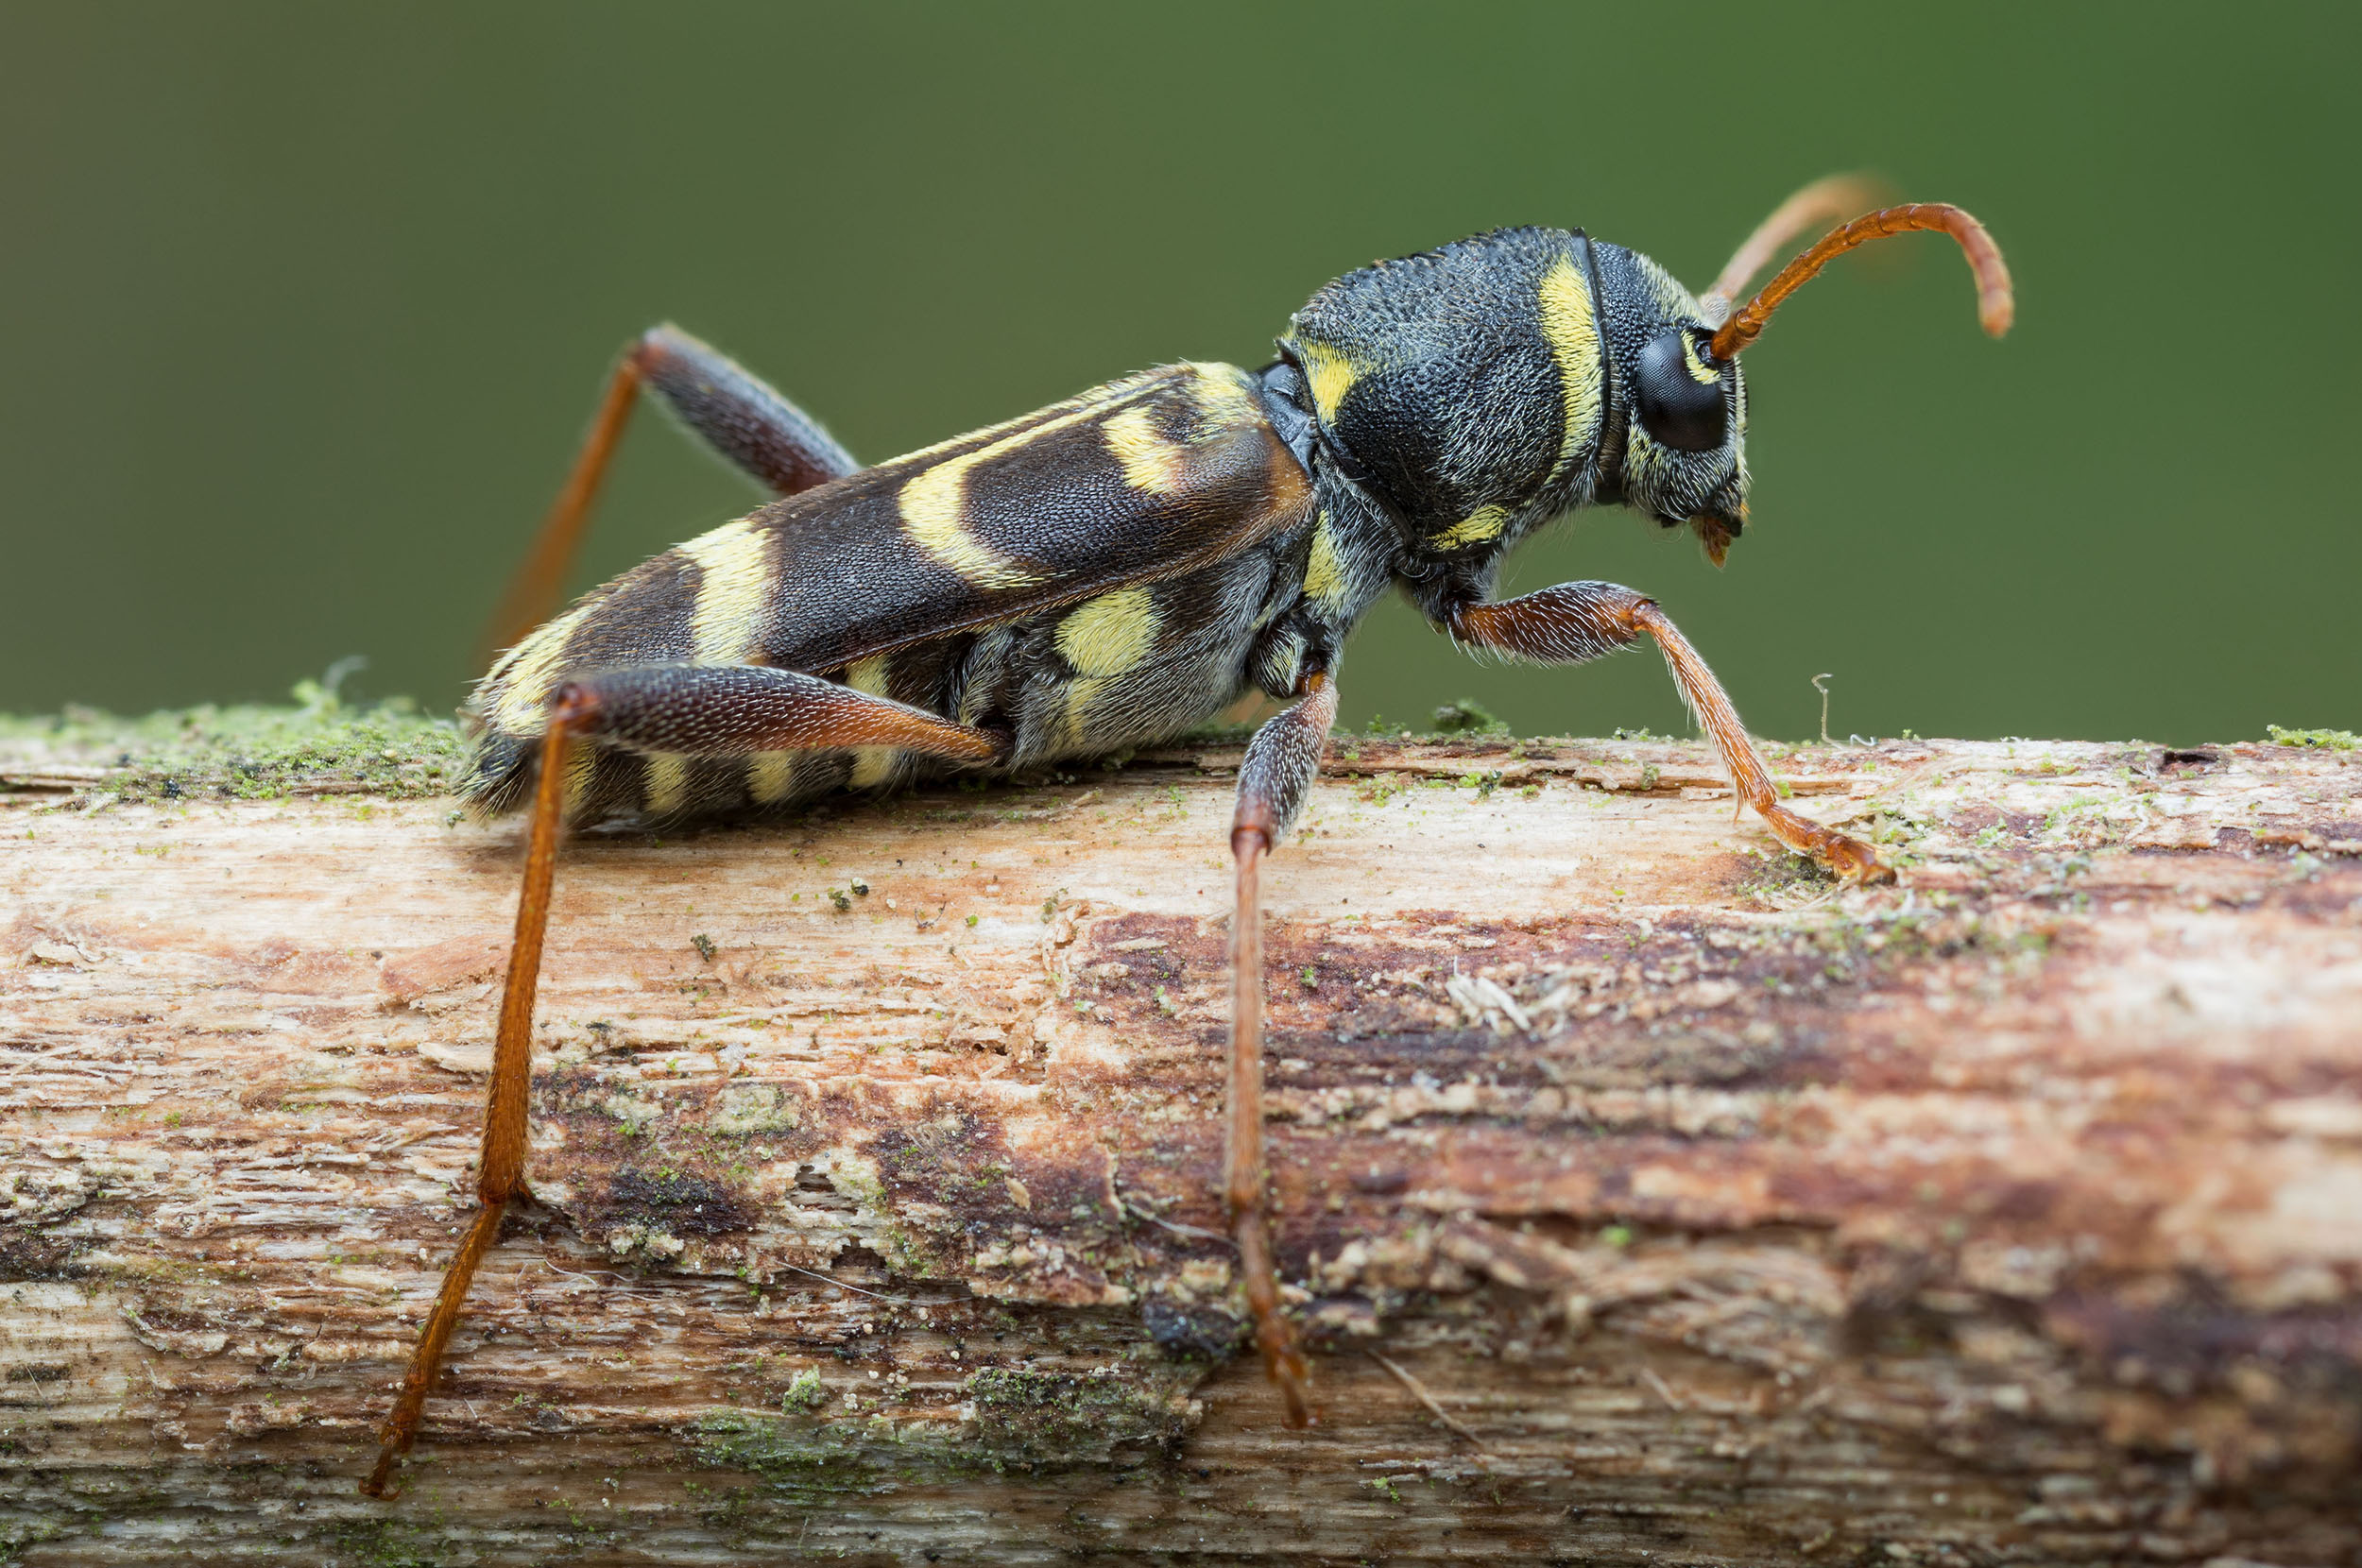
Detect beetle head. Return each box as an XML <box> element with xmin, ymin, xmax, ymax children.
<box><xmin>1600</xmin><ymin>244</ymin><xmax>1751</xmax><ymax>562</ymax></box>
<box><xmin>1278</xmin><ymin>195</ymin><xmax>2010</xmax><ymax>571</ymax></box>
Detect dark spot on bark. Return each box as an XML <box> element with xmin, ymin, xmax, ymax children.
<box><xmin>1978</xmin><ymin>1180</ymin><xmax>2062</xmax><ymax>1223</ymax></box>
<box><xmin>1140</xmin><ymin>1296</ymin><xmax>1245</xmax><ymax>1360</ymax></box>
<box><xmin>0</xmin><ymin>1228</ymin><xmax>84</xmax><ymax>1282</ymax></box>
<box><xmin>2046</xmin><ymin>1286</ymin><xmax>2362</xmax><ymax>1401</ymax></box>
<box><xmin>602</xmin><ymin>1168</ymin><xmax>754</xmax><ymax>1235</ymax></box>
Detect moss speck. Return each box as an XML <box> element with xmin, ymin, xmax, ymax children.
<box><xmin>782</xmin><ymin>1366</ymin><xmax>828</xmax><ymax>1412</ymax></box>
<box><xmin>2267</xmin><ymin>724</ymin><xmax>2358</xmax><ymax>751</ymax></box>
<box><xmin>0</xmin><ymin>694</ymin><xmax>463</xmax><ymax>806</ymax></box>
<box><xmin>964</xmin><ymin>1364</ymin><xmax>1195</xmax><ymax>1458</ymax></box>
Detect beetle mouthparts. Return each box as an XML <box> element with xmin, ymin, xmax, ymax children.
<box><xmin>1692</xmin><ymin>515</ymin><xmax>1738</xmax><ymax>567</ymax></box>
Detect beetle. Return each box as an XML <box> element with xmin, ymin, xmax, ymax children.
<box><xmin>363</xmin><ymin>176</ymin><xmax>2011</xmax><ymax>1495</ymax></box>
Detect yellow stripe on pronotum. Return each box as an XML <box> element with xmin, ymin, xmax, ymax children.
<box><xmin>1428</xmin><ymin>505</ymin><xmax>1511</xmax><ymax>551</ymax></box>
<box><xmin>1294</xmin><ymin>341</ymin><xmax>1359</xmax><ymax>425</ymax></box>
<box><xmin>1534</xmin><ymin>254</ymin><xmax>1603</xmax><ymax>481</ymax></box>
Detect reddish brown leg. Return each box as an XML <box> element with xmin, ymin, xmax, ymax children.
<box><xmin>478</xmin><ymin>327</ymin><xmax>861</xmax><ymax>663</ymax></box>
<box><xmin>363</xmin><ymin>666</ymin><xmax>1002</xmax><ymax>1498</ymax></box>
<box><xmin>1449</xmin><ymin>583</ymin><xmax>1892</xmax><ymax>883</ymax></box>
<box><xmin>1633</xmin><ymin>603</ymin><xmax>1891</xmax><ymax>881</ymax></box>
<box><xmin>1225</xmin><ymin>671</ymin><xmax>1337</xmax><ymax>1427</ymax></box>
<box><xmin>364</xmin><ymin>690</ymin><xmax>584</xmax><ymax>1498</ymax></box>
<box><xmin>478</xmin><ymin>353</ymin><xmax>645</xmax><ymax>666</ymax></box>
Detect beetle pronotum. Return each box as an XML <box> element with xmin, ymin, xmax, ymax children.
<box><xmin>363</xmin><ymin>177</ymin><xmax>2011</xmax><ymax>1496</ymax></box>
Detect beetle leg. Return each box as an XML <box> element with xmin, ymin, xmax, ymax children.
<box><xmin>1226</xmin><ymin>669</ymin><xmax>1337</xmax><ymax>1428</ymax></box>
<box><xmin>1630</xmin><ymin>602</ymin><xmax>1893</xmax><ymax>881</ymax></box>
<box><xmin>483</xmin><ymin>326</ymin><xmax>860</xmax><ymax>659</ymax></box>
<box><xmin>554</xmin><ymin>664</ymin><xmax>1003</xmax><ymax>765</ymax></box>
<box><xmin>632</xmin><ymin>325</ymin><xmax>861</xmax><ymax>498</ymax></box>
<box><xmin>1446</xmin><ymin>582</ymin><xmax>1892</xmax><ymax>883</ymax></box>
<box><xmin>364</xmin><ymin>691</ymin><xmax>584</xmax><ymax>1499</ymax></box>
<box><xmin>364</xmin><ymin>669</ymin><xmax>1002</xmax><ymax>1498</ymax></box>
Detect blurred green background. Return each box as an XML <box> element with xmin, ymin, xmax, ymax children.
<box><xmin>2</xmin><ymin>3</ymin><xmax>2353</xmax><ymax>743</ymax></box>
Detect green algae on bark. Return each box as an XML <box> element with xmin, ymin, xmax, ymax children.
<box><xmin>0</xmin><ymin>690</ymin><xmax>464</xmax><ymax>806</ymax></box>
<box><xmin>690</xmin><ymin>1359</ymin><xmax>1199</xmax><ymax>1491</ymax></box>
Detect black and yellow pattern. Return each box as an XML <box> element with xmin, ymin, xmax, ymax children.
<box><xmin>462</xmin><ymin>224</ymin><xmax>1764</xmax><ymax>827</ymax></box>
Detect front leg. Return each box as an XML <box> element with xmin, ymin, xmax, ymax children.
<box><xmin>1448</xmin><ymin>581</ymin><xmax>1892</xmax><ymax>883</ymax></box>
<box><xmin>1226</xmin><ymin>668</ymin><xmax>1337</xmax><ymax>1428</ymax></box>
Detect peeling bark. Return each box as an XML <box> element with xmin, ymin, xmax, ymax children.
<box><xmin>4</xmin><ymin>724</ymin><xmax>2360</xmax><ymax>1565</ymax></box>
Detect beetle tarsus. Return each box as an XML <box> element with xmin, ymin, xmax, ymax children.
<box><xmin>1225</xmin><ymin>825</ymin><xmax>1312</xmax><ymax>1427</ymax></box>
<box><xmin>1627</xmin><ymin>602</ymin><xmax>1897</xmax><ymax>886</ymax></box>
<box><xmin>1234</xmin><ymin>1200</ymin><xmax>1313</xmax><ymax>1427</ymax></box>
<box><xmin>364</xmin><ymin>1197</ymin><xmax>514</xmax><ymax>1497</ymax></box>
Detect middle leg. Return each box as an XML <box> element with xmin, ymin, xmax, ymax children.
<box><xmin>1225</xmin><ymin>668</ymin><xmax>1338</xmax><ymax>1428</ymax></box>
<box><xmin>1448</xmin><ymin>581</ymin><xmax>1891</xmax><ymax>882</ymax></box>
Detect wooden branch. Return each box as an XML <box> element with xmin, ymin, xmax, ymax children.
<box><xmin>5</xmin><ymin>713</ymin><xmax>2360</xmax><ymax>1564</ymax></box>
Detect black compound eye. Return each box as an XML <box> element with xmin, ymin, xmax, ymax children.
<box><xmin>1634</xmin><ymin>330</ymin><xmax>1728</xmax><ymax>453</ymax></box>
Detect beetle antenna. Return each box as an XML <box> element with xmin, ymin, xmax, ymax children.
<box><xmin>1699</xmin><ymin>173</ymin><xmax>1891</xmax><ymax>326</ymax></box>
<box><xmin>1709</xmin><ymin>203</ymin><xmax>2013</xmax><ymax>360</ymax></box>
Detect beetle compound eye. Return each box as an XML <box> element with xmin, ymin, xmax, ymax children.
<box><xmin>1634</xmin><ymin>331</ymin><xmax>1728</xmax><ymax>453</ymax></box>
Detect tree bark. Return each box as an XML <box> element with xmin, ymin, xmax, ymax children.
<box><xmin>4</xmin><ymin>719</ymin><xmax>2360</xmax><ymax>1566</ymax></box>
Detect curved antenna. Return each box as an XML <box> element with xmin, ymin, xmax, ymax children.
<box><xmin>1699</xmin><ymin>173</ymin><xmax>1891</xmax><ymax>327</ymax></box>
<box><xmin>1710</xmin><ymin>203</ymin><xmax>2014</xmax><ymax>361</ymax></box>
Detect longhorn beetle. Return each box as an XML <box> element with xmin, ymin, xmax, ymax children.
<box><xmin>364</xmin><ymin>177</ymin><xmax>2012</xmax><ymax>1495</ymax></box>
